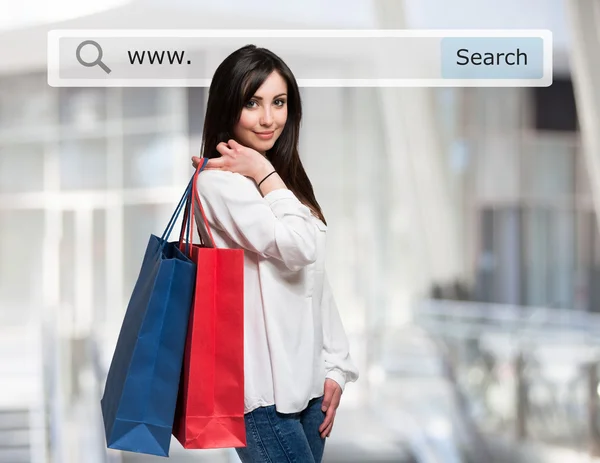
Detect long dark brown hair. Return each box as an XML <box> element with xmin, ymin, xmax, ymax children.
<box><xmin>200</xmin><ymin>44</ymin><xmax>326</xmax><ymax>225</ymax></box>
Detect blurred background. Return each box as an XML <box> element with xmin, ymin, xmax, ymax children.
<box><xmin>1</xmin><ymin>0</ymin><xmax>599</xmax><ymax>461</ymax></box>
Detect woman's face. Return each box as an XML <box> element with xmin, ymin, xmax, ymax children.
<box><xmin>233</xmin><ymin>71</ymin><xmax>288</xmax><ymax>155</ymax></box>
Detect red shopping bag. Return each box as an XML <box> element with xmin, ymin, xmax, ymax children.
<box><xmin>173</xmin><ymin>162</ymin><xmax>246</xmax><ymax>449</ymax></box>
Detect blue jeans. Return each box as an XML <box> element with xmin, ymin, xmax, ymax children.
<box><xmin>236</xmin><ymin>395</ymin><xmax>326</xmax><ymax>463</ymax></box>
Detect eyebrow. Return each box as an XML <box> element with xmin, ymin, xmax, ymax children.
<box><xmin>252</xmin><ymin>93</ymin><xmax>287</xmax><ymax>100</ymax></box>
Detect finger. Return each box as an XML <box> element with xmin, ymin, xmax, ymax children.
<box><xmin>205</xmin><ymin>158</ymin><xmax>225</xmax><ymax>169</ymax></box>
<box><xmin>216</xmin><ymin>142</ymin><xmax>234</xmax><ymax>156</ymax></box>
<box><xmin>227</xmin><ymin>139</ymin><xmax>243</xmax><ymax>151</ymax></box>
<box><xmin>321</xmin><ymin>421</ymin><xmax>334</xmax><ymax>439</ymax></box>
<box><xmin>318</xmin><ymin>411</ymin><xmax>331</xmax><ymax>433</ymax></box>
<box><xmin>318</xmin><ymin>416</ymin><xmax>331</xmax><ymax>434</ymax></box>
<box><xmin>318</xmin><ymin>407</ymin><xmax>335</xmax><ymax>433</ymax></box>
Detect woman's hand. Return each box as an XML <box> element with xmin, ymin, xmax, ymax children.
<box><xmin>192</xmin><ymin>139</ymin><xmax>273</xmax><ymax>184</ymax></box>
<box><xmin>319</xmin><ymin>378</ymin><xmax>342</xmax><ymax>438</ymax></box>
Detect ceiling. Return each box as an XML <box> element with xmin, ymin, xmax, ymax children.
<box><xmin>0</xmin><ymin>0</ymin><xmax>571</xmax><ymax>75</ymax></box>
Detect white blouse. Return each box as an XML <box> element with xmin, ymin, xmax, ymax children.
<box><xmin>194</xmin><ymin>170</ymin><xmax>359</xmax><ymax>414</ymax></box>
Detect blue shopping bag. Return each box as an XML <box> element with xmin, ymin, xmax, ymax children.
<box><xmin>101</xmin><ymin>175</ymin><xmax>199</xmax><ymax>457</ymax></box>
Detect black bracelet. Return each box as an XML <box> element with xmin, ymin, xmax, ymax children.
<box><xmin>257</xmin><ymin>170</ymin><xmax>277</xmax><ymax>188</ymax></box>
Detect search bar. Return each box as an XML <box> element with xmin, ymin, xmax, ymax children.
<box><xmin>47</xmin><ymin>29</ymin><xmax>553</xmax><ymax>87</ymax></box>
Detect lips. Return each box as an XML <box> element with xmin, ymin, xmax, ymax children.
<box><xmin>255</xmin><ymin>131</ymin><xmax>274</xmax><ymax>140</ymax></box>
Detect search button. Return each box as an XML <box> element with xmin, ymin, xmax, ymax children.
<box><xmin>76</xmin><ymin>40</ymin><xmax>112</xmax><ymax>74</ymax></box>
<box><xmin>441</xmin><ymin>37</ymin><xmax>544</xmax><ymax>79</ymax></box>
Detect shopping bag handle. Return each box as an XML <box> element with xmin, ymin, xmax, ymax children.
<box><xmin>177</xmin><ymin>158</ymin><xmax>216</xmax><ymax>254</ymax></box>
<box><xmin>159</xmin><ymin>176</ymin><xmax>193</xmax><ymax>250</ymax></box>
<box><xmin>178</xmin><ymin>160</ymin><xmax>204</xmax><ymax>255</ymax></box>
<box><xmin>191</xmin><ymin>159</ymin><xmax>216</xmax><ymax>248</ymax></box>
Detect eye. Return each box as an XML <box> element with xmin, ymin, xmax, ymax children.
<box><xmin>245</xmin><ymin>100</ymin><xmax>258</xmax><ymax>108</ymax></box>
<box><xmin>274</xmin><ymin>99</ymin><xmax>286</xmax><ymax>107</ymax></box>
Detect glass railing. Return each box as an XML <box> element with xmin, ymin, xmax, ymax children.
<box><xmin>414</xmin><ymin>298</ymin><xmax>600</xmax><ymax>459</ymax></box>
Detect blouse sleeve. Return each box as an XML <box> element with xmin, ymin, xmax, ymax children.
<box><xmin>321</xmin><ymin>270</ymin><xmax>359</xmax><ymax>391</ymax></box>
<box><xmin>195</xmin><ymin>170</ymin><xmax>317</xmax><ymax>271</ymax></box>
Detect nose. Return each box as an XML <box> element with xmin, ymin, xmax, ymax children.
<box><xmin>260</xmin><ymin>106</ymin><xmax>274</xmax><ymax>126</ymax></box>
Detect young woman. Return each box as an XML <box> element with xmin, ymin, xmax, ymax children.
<box><xmin>191</xmin><ymin>44</ymin><xmax>358</xmax><ymax>463</ymax></box>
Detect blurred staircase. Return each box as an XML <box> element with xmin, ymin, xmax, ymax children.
<box><xmin>0</xmin><ymin>322</ymin><xmax>47</xmax><ymax>463</ymax></box>
<box><xmin>0</xmin><ymin>410</ymin><xmax>32</xmax><ymax>463</ymax></box>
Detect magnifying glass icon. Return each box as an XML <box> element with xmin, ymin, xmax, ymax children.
<box><xmin>76</xmin><ymin>40</ymin><xmax>112</xmax><ymax>74</ymax></box>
